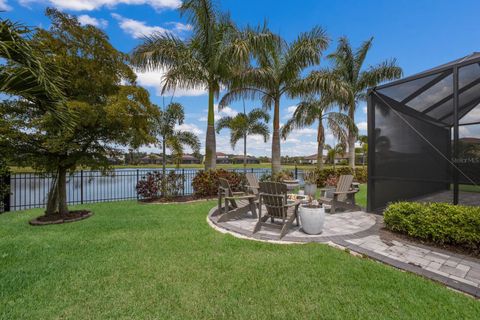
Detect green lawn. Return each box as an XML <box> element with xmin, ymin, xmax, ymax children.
<box><xmin>0</xmin><ymin>201</ymin><xmax>478</xmax><ymax>319</ymax></box>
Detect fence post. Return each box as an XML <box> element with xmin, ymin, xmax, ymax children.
<box><xmin>136</xmin><ymin>169</ymin><xmax>140</xmax><ymax>200</ymax></box>
<box><xmin>182</xmin><ymin>168</ymin><xmax>185</xmax><ymax>196</ymax></box>
<box><xmin>295</xmin><ymin>165</ymin><xmax>298</xmax><ymax>180</ymax></box>
<box><xmin>80</xmin><ymin>170</ymin><xmax>84</xmax><ymax>204</ymax></box>
<box><xmin>2</xmin><ymin>173</ymin><xmax>11</xmax><ymax>212</ymax></box>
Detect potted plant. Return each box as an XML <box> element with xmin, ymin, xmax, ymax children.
<box><xmin>299</xmin><ymin>199</ymin><xmax>325</xmax><ymax>235</ymax></box>
<box><xmin>303</xmin><ymin>170</ymin><xmax>317</xmax><ymax>198</ymax></box>
<box><xmin>322</xmin><ymin>174</ymin><xmax>338</xmax><ymax>198</ymax></box>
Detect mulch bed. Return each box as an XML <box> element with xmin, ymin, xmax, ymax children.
<box><xmin>379</xmin><ymin>227</ymin><xmax>480</xmax><ymax>259</ymax></box>
<box><xmin>138</xmin><ymin>195</ymin><xmax>216</xmax><ymax>204</ymax></box>
<box><xmin>29</xmin><ymin>210</ymin><xmax>93</xmax><ymax>226</ymax></box>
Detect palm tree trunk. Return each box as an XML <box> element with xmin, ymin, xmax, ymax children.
<box><xmin>162</xmin><ymin>138</ymin><xmax>166</xmax><ymax>176</ymax></box>
<box><xmin>162</xmin><ymin>137</ymin><xmax>166</xmax><ymax>197</ymax></box>
<box><xmin>316</xmin><ymin>118</ymin><xmax>325</xmax><ymax>170</ymax></box>
<box><xmin>243</xmin><ymin>133</ymin><xmax>247</xmax><ymax>174</ymax></box>
<box><xmin>271</xmin><ymin>97</ymin><xmax>281</xmax><ymax>175</ymax></box>
<box><xmin>348</xmin><ymin>103</ymin><xmax>356</xmax><ymax>169</ymax></box>
<box><xmin>204</xmin><ymin>87</ymin><xmax>216</xmax><ymax>171</ymax></box>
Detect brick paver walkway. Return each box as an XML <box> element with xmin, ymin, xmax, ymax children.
<box><xmin>208</xmin><ymin>206</ymin><xmax>480</xmax><ymax>297</ymax></box>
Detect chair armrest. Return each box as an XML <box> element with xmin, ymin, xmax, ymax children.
<box><xmin>333</xmin><ymin>190</ymin><xmax>358</xmax><ymax>195</ymax></box>
<box><xmin>225</xmin><ymin>195</ymin><xmax>256</xmax><ymax>200</ymax></box>
<box><xmin>232</xmin><ymin>191</ymin><xmax>245</xmax><ymax>195</ymax></box>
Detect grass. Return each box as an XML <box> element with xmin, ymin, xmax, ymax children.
<box><xmin>0</xmin><ymin>201</ymin><xmax>478</xmax><ymax>319</ymax></box>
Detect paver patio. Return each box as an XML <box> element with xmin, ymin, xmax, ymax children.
<box><xmin>208</xmin><ymin>206</ymin><xmax>480</xmax><ymax>298</ymax></box>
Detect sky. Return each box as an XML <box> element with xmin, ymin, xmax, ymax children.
<box><xmin>2</xmin><ymin>0</ymin><xmax>480</xmax><ymax>157</ymax></box>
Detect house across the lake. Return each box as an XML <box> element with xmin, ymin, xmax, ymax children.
<box><xmin>231</xmin><ymin>155</ymin><xmax>260</xmax><ymax>164</ymax></box>
<box><xmin>181</xmin><ymin>154</ymin><xmax>201</xmax><ymax>164</ymax></box>
<box><xmin>216</xmin><ymin>152</ymin><xmax>230</xmax><ymax>164</ymax></box>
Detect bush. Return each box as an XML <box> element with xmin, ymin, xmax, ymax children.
<box><xmin>259</xmin><ymin>169</ymin><xmax>294</xmax><ymax>183</ymax></box>
<box><xmin>136</xmin><ymin>171</ymin><xmax>184</xmax><ymax>200</ymax></box>
<box><xmin>192</xmin><ymin>169</ymin><xmax>246</xmax><ymax>197</ymax></box>
<box><xmin>310</xmin><ymin>167</ymin><xmax>367</xmax><ymax>187</ymax></box>
<box><xmin>384</xmin><ymin>202</ymin><xmax>480</xmax><ymax>251</ymax></box>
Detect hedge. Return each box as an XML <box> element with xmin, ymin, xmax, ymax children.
<box><xmin>384</xmin><ymin>202</ymin><xmax>480</xmax><ymax>251</ymax></box>
<box><xmin>192</xmin><ymin>169</ymin><xmax>246</xmax><ymax>197</ymax></box>
<box><xmin>311</xmin><ymin>167</ymin><xmax>367</xmax><ymax>187</ymax></box>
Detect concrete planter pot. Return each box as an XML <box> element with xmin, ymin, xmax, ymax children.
<box><xmin>304</xmin><ymin>183</ymin><xmax>317</xmax><ymax>197</ymax></box>
<box><xmin>299</xmin><ymin>205</ymin><xmax>325</xmax><ymax>235</ymax></box>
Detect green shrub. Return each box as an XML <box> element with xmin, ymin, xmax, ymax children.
<box><xmin>384</xmin><ymin>202</ymin><xmax>480</xmax><ymax>251</ymax></box>
<box><xmin>192</xmin><ymin>169</ymin><xmax>246</xmax><ymax>197</ymax></box>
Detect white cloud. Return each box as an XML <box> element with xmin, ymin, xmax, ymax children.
<box><xmin>176</xmin><ymin>123</ymin><xmax>203</xmax><ymax>135</ymax></box>
<box><xmin>357</xmin><ymin>121</ymin><xmax>368</xmax><ymax>132</ymax></box>
<box><xmin>282</xmin><ymin>104</ymin><xmax>297</xmax><ymax>119</ymax></box>
<box><xmin>112</xmin><ymin>13</ymin><xmax>170</xmax><ymax>38</ymax></box>
<box><xmin>0</xmin><ymin>0</ymin><xmax>11</xmax><ymax>11</ymax></box>
<box><xmin>19</xmin><ymin>0</ymin><xmax>181</xmax><ymax>11</ymax></box>
<box><xmin>78</xmin><ymin>14</ymin><xmax>108</xmax><ymax>28</ymax></box>
<box><xmin>112</xmin><ymin>14</ymin><xmax>191</xmax><ymax>39</ymax></box>
<box><xmin>135</xmin><ymin>69</ymin><xmax>207</xmax><ymax>97</ymax></box>
<box><xmin>363</xmin><ymin>106</ymin><xmax>367</xmax><ymax>114</ymax></box>
<box><xmin>199</xmin><ymin>104</ymin><xmax>238</xmax><ymax>121</ymax></box>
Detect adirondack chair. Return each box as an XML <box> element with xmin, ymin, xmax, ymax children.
<box><xmin>245</xmin><ymin>172</ymin><xmax>260</xmax><ymax>197</ymax></box>
<box><xmin>319</xmin><ymin>175</ymin><xmax>360</xmax><ymax>214</ymax></box>
<box><xmin>254</xmin><ymin>182</ymin><xmax>300</xmax><ymax>239</ymax></box>
<box><xmin>217</xmin><ymin>178</ymin><xmax>257</xmax><ymax>222</ymax></box>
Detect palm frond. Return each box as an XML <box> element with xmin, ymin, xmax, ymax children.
<box><xmin>248</xmin><ymin>122</ymin><xmax>270</xmax><ymax>142</ymax></box>
<box><xmin>281</xmin><ymin>26</ymin><xmax>329</xmax><ymax>82</ymax></box>
<box><xmin>357</xmin><ymin>59</ymin><xmax>403</xmax><ymax>92</ymax></box>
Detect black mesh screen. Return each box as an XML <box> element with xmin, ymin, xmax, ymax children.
<box><xmin>368</xmin><ymin>95</ymin><xmax>450</xmax><ymax>211</ymax></box>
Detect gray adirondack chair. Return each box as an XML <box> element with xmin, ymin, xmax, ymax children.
<box><xmin>217</xmin><ymin>178</ymin><xmax>257</xmax><ymax>222</ymax></box>
<box><xmin>254</xmin><ymin>182</ymin><xmax>300</xmax><ymax>239</ymax></box>
<box><xmin>319</xmin><ymin>175</ymin><xmax>359</xmax><ymax>213</ymax></box>
<box><xmin>245</xmin><ymin>172</ymin><xmax>260</xmax><ymax>197</ymax></box>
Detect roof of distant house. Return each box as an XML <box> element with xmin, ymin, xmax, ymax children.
<box><xmin>182</xmin><ymin>154</ymin><xmax>198</xmax><ymax>160</ymax></box>
<box><xmin>232</xmin><ymin>155</ymin><xmax>256</xmax><ymax>160</ymax></box>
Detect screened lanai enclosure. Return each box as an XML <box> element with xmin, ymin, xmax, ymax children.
<box><xmin>367</xmin><ymin>53</ymin><xmax>480</xmax><ymax>212</ymax></box>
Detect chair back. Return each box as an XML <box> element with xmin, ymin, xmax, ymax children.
<box><xmin>246</xmin><ymin>173</ymin><xmax>260</xmax><ymax>195</ymax></box>
<box><xmin>336</xmin><ymin>175</ymin><xmax>354</xmax><ymax>202</ymax></box>
<box><xmin>219</xmin><ymin>178</ymin><xmax>238</xmax><ymax>207</ymax></box>
<box><xmin>259</xmin><ymin>182</ymin><xmax>288</xmax><ymax>219</ymax></box>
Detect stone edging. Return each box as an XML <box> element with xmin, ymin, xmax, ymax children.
<box><xmin>29</xmin><ymin>211</ymin><xmax>93</xmax><ymax>226</ymax></box>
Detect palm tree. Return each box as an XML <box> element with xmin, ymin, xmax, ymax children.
<box><xmin>281</xmin><ymin>96</ymin><xmax>356</xmax><ymax>170</ymax></box>
<box><xmin>154</xmin><ymin>102</ymin><xmax>200</xmax><ymax>177</ymax></box>
<box><xmin>219</xmin><ymin>27</ymin><xmax>335</xmax><ymax>175</ymax></box>
<box><xmin>216</xmin><ymin>107</ymin><xmax>270</xmax><ymax>173</ymax></box>
<box><xmin>130</xmin><ymin>0</ymin><xmax>275</xmax><ymax>170</ymax></box>
<box><xmin>325</xmin><ymin>143</ymin><xmax>346</xmax><ymax>170</ymax></box>
<box><xmin>357</xmin><ymin>134</ymin><xmax>368</xmax><ymax>167</ymax></box>
<box><xmin>326</xmin><ymin>37</ymin><xmax>402</xmax><ymax>168</ymax></box>
<box><xmin>0</xmin><ymin>18</ymin><xmax>64</xmax><ymax>116</ymax></box>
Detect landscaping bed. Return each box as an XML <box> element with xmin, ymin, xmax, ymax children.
<box><xmin>29</xmin><ymin>210</ymin><xmax>92</xmax><ymax>226</ymax></box>
<box><xmin>384</xmin><ymin>202</ymin><xmax>480</xmax><ymax>256</ymax></box>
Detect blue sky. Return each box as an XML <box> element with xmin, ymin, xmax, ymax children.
<box><xmin>2</xmin><ymin>0</ymin><xmax>480</xmax><ymax>156</ymax></box>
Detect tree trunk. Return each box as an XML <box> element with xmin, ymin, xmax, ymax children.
<box><xmin>57</xmin><ymin>166</ymin><xmax>68</xmax><ymax>215</ymax></box>
<box><xmin>45</xmin><ymin>172</ymin><xmax>59</xmax><ymax>216</ymax></box>
<box><xmin>204</xmin><ymin>87</ymin><xmax>216</xmax><ymax>170</ymax></box>
<box><xmin>162</xmin><ymin>138</ymin><xmax>166</xmax><ymax>197</ymax></box>
<box><xmin>243</xmin><ymin>133</ymin><xmax>247</xmax><ymax>174</ymax></box>
<box><xmin>348</xmin><ymin>103</ymin><xmax>356</xmax><ymax>169</ymax></box>
<box><xmin>271</xmin><ymin>97</ymin><xmax>281</xmax><ymax>175</ymax></box>
<box><xmin>316</xmin><ymin>118</ymin><xmax>325</xmax><ymax>170</ymax></box>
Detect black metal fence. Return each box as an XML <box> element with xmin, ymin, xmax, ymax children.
<box><xmin>1</xmin><ymin>167</ymin><xmax>302</xmax><ymax>212</ymax></box>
